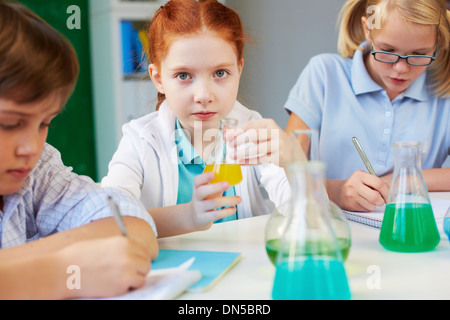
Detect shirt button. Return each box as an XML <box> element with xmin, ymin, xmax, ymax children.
<box><xmin>385</xmin><ymin>111</ymin><xmax>391</xmax><ymax>117</ymax></box>
<box><xmin>384</xmin><ymin>129</ymin><xmax>390</xmax><ymax>135</ymax></box>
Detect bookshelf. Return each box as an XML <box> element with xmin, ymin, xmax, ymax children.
<box><xmin>89</xmin><ymin>0</ymin><xmax>162</xmax><ymax>180</ymax></box>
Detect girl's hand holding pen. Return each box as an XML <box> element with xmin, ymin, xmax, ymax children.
<box><xmin>336</xmin><ymin>136</ymin><xmax>389</xmax><ymax>211</ymax></box>
<box><xmin>328</xmin><ymin>170</ymin><xmax>389</xmax><ymax>212</ymax></box>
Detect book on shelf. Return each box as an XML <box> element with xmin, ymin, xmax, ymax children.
<box><xmin>121</xmin><ymin>21</ymin><xmax>149</xmax><ymax>76</ymax></box>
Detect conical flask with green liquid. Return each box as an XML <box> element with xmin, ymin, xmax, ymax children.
<box><xmin>379</xmin><ymin>141</ymin><xmax>440</xmax><ymax>252</ymax></box>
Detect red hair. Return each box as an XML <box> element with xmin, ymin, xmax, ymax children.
<box><xmin>148</xmin><ymin>0</ymin><xmax>245</xmax><ymax>110</ymax></box>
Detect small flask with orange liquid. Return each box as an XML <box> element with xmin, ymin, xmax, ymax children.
<box><xmin>203</xmin><ymin>118</ymin><xmax>243</xmax><ymax>186</ymax></box>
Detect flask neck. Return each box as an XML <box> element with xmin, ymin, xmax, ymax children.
<box><xmin>388</xmin><ymin>142</ymin><xmax>429</xmax><ymax>204</ymax></box>
<box><xmin>207</xmin><ymin>118</ymin><xmax>238</xmax><ymax>165</ymax></box>
<box><xmin>281</xmin><ymin>161</ymin><xmax>345</xmax><ymax>262</ymax></box>
<box><xmin>393</xmin><ymin>142</ymin><xmax>421</xmax><ymax>170</ymax></box>
<box><xmin>220</xmin><ymin>118</ymin><xmax>238</xmax><ymax>132</ymax></box>
<box><xmin>287</xmin><ymin>161</ymin><xmax>327</xmax><ymax>202</ymax></box>
<box><xmin>285</xmin><ymin>162</ymin><xmax>329</xmax><ymax>228</ymax></box>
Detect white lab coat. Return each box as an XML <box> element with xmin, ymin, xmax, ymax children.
<box><xmin>102</xmin><ymin>101</ymin><xmax>291</xmax><ymax>219</ymax></box>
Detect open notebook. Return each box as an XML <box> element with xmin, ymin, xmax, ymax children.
<box><xmin>106</xmin><ymin>249</ymin><xmax>241</xmax><ymax>300</ymax></box>
<box><xmin>344</xmin><ymin>197</ymin><xmax>450</xmax><ymax>229</ymax></box>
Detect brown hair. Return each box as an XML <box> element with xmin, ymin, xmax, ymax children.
<box><xmin>0</xmin><ymin>1</ymin><xmax>79</xmax><ymax>106</ymax></box>
<box><xmin>337</xmin><ymin>0</ymin><xmax>450</xmax><ymax>97</ymax></box>
<box><xmin>148</xmin><ymin>0</ymin><xmax>245</xmax><ymax>110</ymax></box>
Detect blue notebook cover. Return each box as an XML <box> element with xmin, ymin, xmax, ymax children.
<box><xmin>152</xmin><ymin>249</ymin><xmax>241</xmax><ymax>291</ymax></box>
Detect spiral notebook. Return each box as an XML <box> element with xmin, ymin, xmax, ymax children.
<box><xmin>344</xmin><ymin>206</ymin><xmax>385</xmax><ymax>228</ymax></box>
<box><xmin>343</xmin><ymin>197</ymin><xmax>450</xmax><ymax>229</ymax></box>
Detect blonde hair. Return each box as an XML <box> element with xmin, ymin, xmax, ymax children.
<box><xmin>338</xmin><ymin>0</ymin><xmax>450</xmax><ymax>97</ymax></box>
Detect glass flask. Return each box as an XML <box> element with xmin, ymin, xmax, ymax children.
<box><xmin>328</xmin><ymin>201</ymin><xmax>352</xmax><ymax>261</ymax></box>
<box><xmin>293</xmin><ymin>129</ymin><xmax>320</xmax><ymax>162</ymax></box>
<box><xmin>265</xmin><ymin>129</ymin><xmax>351</xmax><ymax>264</ymax></box>
<box><xmin>272</xmin><ymin>162</ymin><xmax>351</xmax><ymax>300</ymax></box>
<box><xmin>203</xmin><ymin>118</ymin><xmax>243</xmax><ymax>186</ymax></box>
<box><xmin>444</xmin><ymin>206</ymin><xmax>450</xmax><ymax>241</ymax></box>
<box><xmin>379</xmin><ymin>141</ymin><xmax>440</xmax><ymax>252</ymax></box>
<box><xmin>265</xmin><ymin>198</ymin><xmax>352</xmax><ymax>264</ymax></box>
<box><xmin>265</xmin><ymin>201</ymin><xmax>289</xmax><ymax>265</ymax></box>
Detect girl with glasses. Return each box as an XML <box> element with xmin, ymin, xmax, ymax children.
<box><xmin>284</xmin><ymin>0</ymin><xmax>450</xmax><ymax>212</ymax></box>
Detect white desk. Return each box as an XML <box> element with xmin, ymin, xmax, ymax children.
<box><xmin>158</xmin><ymin>192</ymin><xmax>450</xmax><ymax>300</ymax></box>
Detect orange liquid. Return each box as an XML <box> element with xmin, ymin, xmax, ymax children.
<box><xmin>203</xmin><ymin>164</ymin><xmax>243</xmax><ymax>186</ymax></box>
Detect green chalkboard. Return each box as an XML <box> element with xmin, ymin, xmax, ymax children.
<box><xmin>17</xmin><ymin>0</ymin><xmax>97</xmax><ymax>180</ymax></box>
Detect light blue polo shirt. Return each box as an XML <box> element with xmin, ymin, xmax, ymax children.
<box><xmin>175</xmin><ymin>119</ymin><xmax>237</xmax><ymax>222</ymax></box>
<box><xmin>284</xmin><ymin>44</ymin><xmax>450</xmax><ymax>180</ymax></box>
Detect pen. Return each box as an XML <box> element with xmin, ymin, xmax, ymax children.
<box><xmin>352</xmin><ymin>137</ymin><xmax>376</xmax><ymax>176</ymax></box>
<box><xmin>107</xmin><ymin>196</ymin><xmax>129</xmax><ymax>237</ymax></box>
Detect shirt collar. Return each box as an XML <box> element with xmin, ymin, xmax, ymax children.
<box><xmin>402</xmin><ymin>71</ymin><xmax>429</xmax><ymax>102</ymax></box>
<box><xmin>351</xmin><ymin>42</ymin><xmax>429</xmax><ymax>101</ymax></box>
<box><xmin>351</xmin><ymin>42</ymin><xmax>384</xmax><ymax>95</ymax></box>
<box><xmin>175</xmin><ymin>118</ymin><xmax>203</xmax><ymax>165</ymax></box>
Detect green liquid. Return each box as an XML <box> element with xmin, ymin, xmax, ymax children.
<box><xmin>379</xmin><ymin>203</ymin><xmax>440</xmax><ymax>252</ymax></box>
<box><xmin>265</xmin><ymin>238</ymin><xmax>351</xmax><ymax>265</ymax></box>
<box><xmin>272</xmin><ymin>257</ymin><xmax>351</xmax><ymax>300</ymax></box>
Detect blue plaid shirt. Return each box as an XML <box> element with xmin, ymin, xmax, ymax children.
<box><xmin>0</xmin><ymin>144</ymin><xmax>157</xmax><ymax>249</ymax></box>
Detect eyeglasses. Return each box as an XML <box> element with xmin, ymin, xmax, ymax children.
<box><xmin>371</xmin><ymin>46</ymin><xmax>436</xmax><ymax>66</ymax></box>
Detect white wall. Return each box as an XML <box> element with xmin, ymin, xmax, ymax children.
<box><xmin>227</xmin><ymin>0</ymin><xmax>346</xmax><ymax>127</ymax></box>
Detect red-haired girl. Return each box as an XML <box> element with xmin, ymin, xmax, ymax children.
<box><xmin>102</xmin><ymin>0</ymin><xmax>298</xmax><ymax>237</ymax></box>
